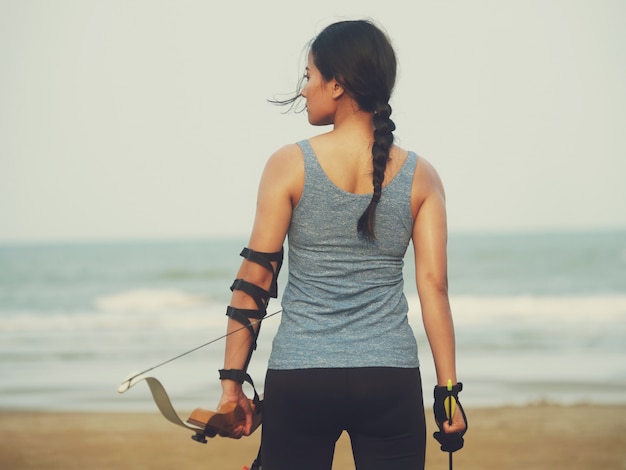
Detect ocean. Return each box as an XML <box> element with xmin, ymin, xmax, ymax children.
<box><xmin>1</xmin><ymin>230</ymin><xmax>625</xmax><ymax>412</ymax></box>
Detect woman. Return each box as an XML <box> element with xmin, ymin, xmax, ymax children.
<box><xmin>218</xmin><ymin>19</ymin><xmax>467</xmax><ymax>470</ymax></box>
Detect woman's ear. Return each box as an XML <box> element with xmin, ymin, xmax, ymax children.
<box><xmin>331</xmin><ymin>80</ymin><xmax>345</xmax><ymax>100</ymax></box>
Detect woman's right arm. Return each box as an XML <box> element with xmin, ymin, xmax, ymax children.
<box><xmin>218</xmin><ymin>144</ymin><xmax>304</xmax><ymax>436</ymax></box>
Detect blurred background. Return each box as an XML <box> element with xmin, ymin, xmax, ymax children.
<box><xmin>1</xmin><ymin>0</ymin><xmax>624</xmax><ymax>413</ymax></box>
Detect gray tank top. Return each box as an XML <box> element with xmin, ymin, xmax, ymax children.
<box><xmin>268</xmin><ymin>140</ymin><xmax>420</xmax><ymax>369</ymax></box>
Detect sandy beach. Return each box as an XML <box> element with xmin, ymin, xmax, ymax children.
<box><xmin>1</xmin><ymin>403</ymin><xmax>624</xmax><ymax>469</ymax></box>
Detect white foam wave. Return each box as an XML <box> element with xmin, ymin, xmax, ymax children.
<box><xmin>407</xmin><ymin>293</ymin><xmax>626</xmax><ymax>324</ymax></box>
<box><xmin>0</xmin><ymin>299</ymin><xmax>227</xmax><ymax>333</ymax></box>
<box><xmin>95</xmin><ymin>288</ymin><xmax>209</xmax><ymax>312</ymax></box>
<box><xmin>2</xmin><ymin>293</ymin><xmax>625</xmax><ymax>333</ymax></box>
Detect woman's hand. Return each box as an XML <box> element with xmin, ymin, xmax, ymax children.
<box><xmin>433</xmin><ymin>383</ymin><xmax>468</xmax><ymax>452</ymax></box>
<box><xmin>218</xmin><ymin>381</ymin><xmax>254</xmax><ymax>438</ymax></box>
<box><xmin>439</xmin><ymin>404</ymin><xmax>467</xmax><ymax>434</ymax></box>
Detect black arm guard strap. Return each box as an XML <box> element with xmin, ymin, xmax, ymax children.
<box><xmin>239</xmin><ymin>247</ymin><xmax>283</xmax><ymax>298</ymax></box>
<box><xmin>433</xmin><ymin>382</ymin><xmax>468</xmax><ymax>452</ymax></box>
<box><xmin>218</xmin><ymin>369</ymin><xmax>262</xmax><ymax>407</ymax></box>
<box><xmin>226</xmin><ymin>247</ymin><xmax>283</xmax><ymax>370</ymax></box>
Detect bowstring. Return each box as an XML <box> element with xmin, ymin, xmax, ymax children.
<box><xmin>123</xmin><ymin>310</ymin><xmax>281</xmax><ymax>384</ymax></box>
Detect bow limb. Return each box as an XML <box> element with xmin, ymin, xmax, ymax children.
<box><xmin>120</xmin><ymin>375</ymin><xmax>204</xmax><ymax>433</ymax></box>
<box><xmin>119</xmin><ymin>374</ymin><xmax>261</xmax><ymax>442</ymax></box>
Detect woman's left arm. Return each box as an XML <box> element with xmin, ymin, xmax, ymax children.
<box><xmin>411</xmin><ymin>157</ymin><xmax>466</xmax><ymax>434</ymax></box>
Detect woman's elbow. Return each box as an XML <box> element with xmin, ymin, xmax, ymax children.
<box><xmin>416</xmin><ymin>271</ymin><xmax>449</xmax><ymax>298</ymax></box>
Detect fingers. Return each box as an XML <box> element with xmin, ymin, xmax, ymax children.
<box><xmin>244</xmin><ymin>411</ymin><xmax>253</xmax><ymax>435</ymax></box>
<box><xmin>232</xmin><ymin>400</ymin><xmax>254</xmax><ymax>437</ymax></box>
<box><xmin>442</xmin><ymin>421</ymin><xmax>461</xmax><ymax>434</ymax></box>
<box><xmin>214</xmin><ymin>392</ymin><xmax>256</xmax><ymax>439</ymax></box>
<box><xmin>226</xmin><ymin>410</ymin><xmax>253</xmax><ymax>438</ymax></box>
<box><xmin>221</xmin><ymin>417</ymin><xmax>246</xmax><ymax>439</ymax></box>
<box><xmin>442</xmin><ymin>411</ymin><xmax>466</xmax><ymax>434</ymax></box>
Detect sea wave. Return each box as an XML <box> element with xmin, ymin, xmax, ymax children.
<box><xmin>94</xmin><ymin>288</ymin><xmax>210</xmax><ymax>312</ymax></box>
<box><xmin>153</xmin><ymin>268</ymin><xmax>231</xmax><ymax>281</ymax></box>
<box><xmin>406</xmin><ymin>293</ymin><xmax>626</xmax><ymax>324</ymax></box>
<box><xmin>2</xmin><ymin>292</ymin><xmax>624</xmax><ymax>333</ymax></box>
<box><xmin>0</xmin><ymin>287</ymin><xmax>230</xmax><ymax>332</ymax></box>
<box><xmin>0</xmin><ymin>309</ymin><xmax>223</xmax><ymax>332</ymax></box>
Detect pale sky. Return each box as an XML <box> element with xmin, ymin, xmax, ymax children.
<box><xmin>1</xmin><ymin>0</ymin><xmax>625</xmax><ymax>243</ymax></box>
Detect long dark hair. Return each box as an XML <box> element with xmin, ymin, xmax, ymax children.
<box><xmin>273</xmin><ymin>20</ymin><xmax>397</xmax><ymax>239</ymax></box>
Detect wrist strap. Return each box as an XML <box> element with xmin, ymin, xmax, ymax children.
<box><xmin>218</xmin><ymin>369</ymin><xmax>262</xmax><ymax>408</ymax></box>
<box><xmin>219</xmin><ymin>369</ymin><xmax>248</xmax><ymax>384</ymax></box>
<box><xmin>434</xmin><ymin>381</ymin><xmax>463</xmax><ymax>399</ymax></box>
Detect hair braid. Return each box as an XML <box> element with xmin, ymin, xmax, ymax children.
<box><xmin>270</xmin><ymin>20</ymin><xmax>398</xmax><ymax>239</ymax></box>
<box><xmin>357</xmin><ymin>103</ymin><xmax>396</xmax><ymax>239</ymax></box>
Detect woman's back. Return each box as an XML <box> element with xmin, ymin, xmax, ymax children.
<box><xmin>268</xmin><ymin>139</ymin><xmax>420</xmax><ymax>370</ymax></box>
<box><xmin>307</xmin><ymin>132</ymin><xmax>410</xmax><ymax>196</ymax></box>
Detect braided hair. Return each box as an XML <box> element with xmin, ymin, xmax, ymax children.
<box><xmin>312</xmin><ymin>20</ymin><xmax>397</xmax><ymax>238</ymax></box>
<box><xmin>272</xmin><ymin>20</ymin><xmax>397</xmax><ymax>238</ymax></box>
<box><xmin>359</xmin><ymin>102</ymin><xmax>396</xmax><ymax>238</ymax></box>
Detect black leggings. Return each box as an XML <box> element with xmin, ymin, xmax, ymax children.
<box><xmin>261</xmin><ymin>367</ymin><xmax>426</xmax><ymax>470</ymax></box>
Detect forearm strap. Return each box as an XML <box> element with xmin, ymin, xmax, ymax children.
<box><xmin>223</xmin><ymin>248</ymin><xmax>282</xmax><ymax>470</ymax></box>
<box><xmin>239</xmin><ymin>247</ymin><xmax>283</xmax><ymax>298</ymax></box>
<box><xmin>226</xmin><ymin>246</ymin><xmax>284</xmax><ymax>371</ymax></box>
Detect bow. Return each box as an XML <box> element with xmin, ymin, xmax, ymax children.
<box><xmin>117</xmin><ymin>310</ymin><xmax>280</xmax><ymax>443</ymax></box>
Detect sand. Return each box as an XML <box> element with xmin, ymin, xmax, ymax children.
<box><xmin>1</xmin><ymin>404</ymin><xmax>625</xmax><ymax>469</ymax></box>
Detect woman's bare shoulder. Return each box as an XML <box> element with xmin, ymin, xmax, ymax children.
<box><xmin>266</xmin><ymin>143</ymin><xmax>304</xmax><ymax>167</ymax></box>
<box><xmin>260</xmin><ymin>143</ymin><xmax>305</xmax><ymax>202</ymax></box>
<box><xmin>409</xmin><ymin>153</ymin><xmax>447</xmax><ymax>219</ymax></box>
<box><xmin>413</xmin><ymin>154</ymin><xmax>444</xmax><ymax>193</ymax></box>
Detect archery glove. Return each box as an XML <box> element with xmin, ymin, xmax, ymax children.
<box><xmin>433</xmin><ymin>382</ymin><xmax>467</xmax><ymax>452</ymax></box>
